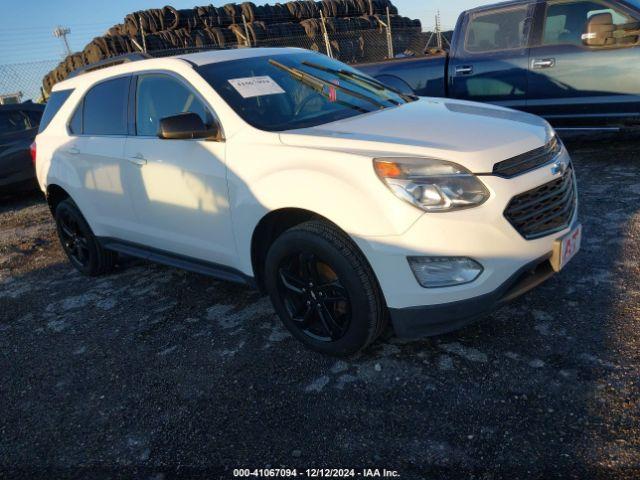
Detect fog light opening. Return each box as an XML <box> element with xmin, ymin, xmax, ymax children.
<box><xmin>407</xmin><ymin>256</ymin><xmax>483</xmax><ymax>288</ymax></box>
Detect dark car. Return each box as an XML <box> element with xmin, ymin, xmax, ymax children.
<box><xmin>359</xmin><ymin>0</ymin><xmax>640</xmax><ymax>131</ymax></box>
<box><xmin>0</xmin><ymin>102</ymin><xmax>44</xmax><ymax>194</ymax></box>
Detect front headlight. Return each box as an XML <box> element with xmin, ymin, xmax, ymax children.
<box><xmin>373</xmin><ymin>157</ymin><xmax>490</xmax><ymax>212</ymax></box>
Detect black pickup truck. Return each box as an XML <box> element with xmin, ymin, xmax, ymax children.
<box><xmin>359</xmin><ymin>0</ymin><xmax>640</xmax><ymax>130</ymax></box>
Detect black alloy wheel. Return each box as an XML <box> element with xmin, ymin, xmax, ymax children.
<box><xmin>57</xmin><ymin>208</ymin><xmax>91</xmax><ymax>269</ymax></box>
<box><xmin>265</xmin><ymin>220</ymin><xmax>386</xmax><ymax>356</ymax></box>
<box><xmin>54</xmin><ymin>199</ymin><xmax>117</xmax><ymax>276</ymax></box>
<box><xmin>277</xmin><ymin>251</ymin><xmax>351</xmax><ymax>342</ymax></box>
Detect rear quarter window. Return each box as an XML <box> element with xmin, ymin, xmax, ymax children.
<box><xmin>38</xmin><ymin>89</ymin><xmax>73</xmax><ymax>133</ymax></box>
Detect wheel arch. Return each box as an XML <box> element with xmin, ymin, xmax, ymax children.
<box><xmin>250</xmin><ymin>207</ymin><xmax>381</xmax><ymax>294</ymax></box>
<box><xmin>251</xmin><ymin>208</ymin><xmax>318</xmax><ymax>292</ymax></box>
<box><xmin>46</xmin><ymin>183</ymin><xmax>72</xmax><ymax>215</ymax></box>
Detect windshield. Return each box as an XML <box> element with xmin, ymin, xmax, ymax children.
<box><xmin>197</xmin><ymin>51</ymin><xmax>415</xmax><ymax>132</ymax></box>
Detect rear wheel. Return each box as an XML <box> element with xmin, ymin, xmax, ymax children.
<box><xmin>265</xmin><ymin>220</ymin><xmax>386</xmax><ymax>356</ymax></box>
<box><xmin>55</xmin><ymin>199</ymin><xmax>117</xmax><ymax>276</ymax></box>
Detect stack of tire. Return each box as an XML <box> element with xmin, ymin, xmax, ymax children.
<box><xmin>226</xmin><ymin>1</ymin><xmax>417</xmax><ymax>64</ymax></box>
<box><xmin>43</xmin><ymin>0</ymin><xmax>423</xmax><ymax>95</ymax></box>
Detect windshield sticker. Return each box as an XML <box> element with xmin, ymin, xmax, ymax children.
<box><xmin>228</xmin><ymin>76</ymin><xmax>285</xmax><ymax>98</ymax></box>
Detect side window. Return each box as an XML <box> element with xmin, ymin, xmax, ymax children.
<box><xmin>0</xmin><ymin>111</ymin><xmax>30</xmax><ymax>135</ymax></box>
<box><xmin>542</xmin><ymin>1</ymin><xmax>639</xmax><ymax>47</ymax></box>
<box><xmin>68</xmin><ymin>103</ymin><xmax>83</xmax><ymax>135</ymax></box>
<box><xmin>465</xmin><ymin>7</ymin><xmax>530</xmax><ymax>53</ymax></box>
<box><xmin>135</xmin><ymin>74</ymin><xmax>212</xmax><ymax>136</ymax></box>
<box><xmin>26</xmin><ymin>110</ymin><xmax>42</xmax><ymax>128</ymax></box>
<box><xmin>83</xmin><ymin>77</ymin><xmax>129</xmax><ymax>136</ymax></box>
<box><xmin>38</xmin><ymin>89</ymin><xmax>73</xmax><ymax>133</ymax></box>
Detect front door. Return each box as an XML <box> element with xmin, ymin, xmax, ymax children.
<box><xmin>526</xmin><ymin>0</ymin><xmax>640</xmax><ymax>125</ymax></box>
<box><xmin>123</xmin><ymin>73</ymin><xmax>236</xmax><ymax>266</ymax></box>
<box><xmin>449</xmin><ymin>3</ymin><xmax>535</xmax><ymax>110</ymax></box>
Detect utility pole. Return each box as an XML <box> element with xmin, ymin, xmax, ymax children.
<box><xmin>53</xmin><ymin>26</ymin><xmax>72</xmax><ymax>56</ymax></box>
<box><xmin>435</xmin><ymin>10</ymin><xmax>443</xmax><ymax>50</ymax></box>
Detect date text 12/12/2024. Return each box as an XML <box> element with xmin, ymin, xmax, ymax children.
<box><xmin>233</xmin><ymin>469</ymin><xmax>401</xmax><ymax>478</ymax></box>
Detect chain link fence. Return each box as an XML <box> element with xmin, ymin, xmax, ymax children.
<box><xmin>145</xmin><ymin>26</ymin><xmax>445</xmax><ymax>64</ymax></box>
<box><xmin>0</xmin><ymin>60</ymin><xmax>58</xmax><ymax>103</ymax></box>
<box><xmin>0</xmin><ymin>1</ymin><xmax>453</xmax><ymax>103</ymax></box>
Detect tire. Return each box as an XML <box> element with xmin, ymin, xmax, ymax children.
<box><xmin>265</xmin><ymin>220</ymin><xmax>386</xmax><ymax>356</ymax></box>
<box><xmin>54</xmin><ymin>199</ymin><xmax>117</xmax><ymax>276</ymax></box>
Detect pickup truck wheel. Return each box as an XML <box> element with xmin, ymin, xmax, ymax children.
<box><xmin>55</xmin><ymin>199</ymin><xmax>117</xmax><ymax>276</ymax></box>
<box><xmin>265</xmin><ymin>220</ymin><xmax>386</xmax><ymax>356</ymax></box>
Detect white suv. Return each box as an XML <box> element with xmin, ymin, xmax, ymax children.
<box><xmin>34</xmin><ymin>48</ymin><xmax>581</xmax><ymax>356</ymax></box>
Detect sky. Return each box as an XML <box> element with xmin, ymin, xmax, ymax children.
<box><xmin>0</xmin><ymin>0</ymin><xmax>489</xmax><ymax>64</ymax></box>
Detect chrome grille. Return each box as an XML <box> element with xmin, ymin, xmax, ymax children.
<box><xmin>493</xmin><ymin>136</ymin><xmax>561</xmax><ymax>178</ymax></box>
<box><xmin>504</xmin><ymin>165</ymin><xmax>577</xmax><ymax>240</ymax></box>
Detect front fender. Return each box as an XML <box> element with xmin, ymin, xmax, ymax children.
<box><xmin>226</xmin><ymin>142</ymin><xmax>423</xmax><ymax>275</ymax></box>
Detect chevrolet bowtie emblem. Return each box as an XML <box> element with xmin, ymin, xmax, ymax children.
<box><xmin>551</xmin><ymin>160</ymin><xmax>568</xmax><ymax>176</ymax></box>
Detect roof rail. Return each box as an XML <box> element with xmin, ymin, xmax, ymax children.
<box><xmin>68</xmin><ymin>53</ymin><xmax>152</xmax><ymax>78</ymax></box>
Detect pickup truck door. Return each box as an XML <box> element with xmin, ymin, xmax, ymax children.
<box><xmin>526</xmin><ymin>0</ymin><xmax>640</xmax><ymax>125</ymax></box>
<box><xmin>123</xmin><ymin>73</ymin><xmax>236</xmax><ymax>267</ymax></box>
<box><xmin>449</xmin><ymin>3</ymin><xmax>535</xmax><ymax>109</ymax></box>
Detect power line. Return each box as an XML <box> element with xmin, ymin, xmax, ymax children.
<box><xmin>0</xmin><ymin>26</ymin><xmax>114</xmax><ymax>39</ymax></box>
<box><xmin>0</xmin><ymin>20</ymin><xmax>121</xmax><ymax>33</ymax></box>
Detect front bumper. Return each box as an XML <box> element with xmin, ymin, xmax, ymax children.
<box><xmin>352</xmin><ymin>149</ymin><xmax>578</xmax><ymax>338</ymax></box>
<box><xmin>388</xmin><ymin>254</ymin><xmax>555</xmax><ymax>338</ymax></box>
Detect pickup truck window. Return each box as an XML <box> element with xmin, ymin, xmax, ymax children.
<box><xmin>542</xmin><ymin>0</ymin><xmax>639</xmax><ymax>47</ymax></box>
<box><xmin>197</xmin><ymin>52</ymin><xmax>412</xmax><ymax>132</ymax></box>
<box><xmin>465</xmin><ymin>7</ymin><xmax>529</xmax><ymax>53</ymax></box>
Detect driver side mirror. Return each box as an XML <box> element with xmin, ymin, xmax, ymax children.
<box><xmin>582</xmin><ymin>13</ymin><xmax>615</xmax><ymax>47</ymax></box>
<box><xmin>158</xmin><ymin>113</ymin><xmax>221</xmax><ymax>141</ymax></box>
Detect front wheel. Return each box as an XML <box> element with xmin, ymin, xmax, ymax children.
<box><xmin>265</xmin><ymin>220</ymin><xmax>386</xmax><ymax>356</ymax></box>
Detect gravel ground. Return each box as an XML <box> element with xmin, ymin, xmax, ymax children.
<box><xmin>0</xmin><ymin>138</ymin><xmax>638</xmax><ymax>480</ymax></box>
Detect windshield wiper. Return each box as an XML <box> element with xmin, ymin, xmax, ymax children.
<box><xmin>269</xmin><ymin>59</ymin><xmax>387</xmax><ymax>111</ymax></box>
<box><xmin>301</xmin><ymin>61</ymin><xmax>419</xmax><ymax>103</ymax></box>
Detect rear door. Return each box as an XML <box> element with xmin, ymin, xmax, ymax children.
<box><xmin>68</xmin><ymin>76</ymin><xmax>139</xmax><ymax>238</ymax></box>
<box><xmin>449</xmin><ymin>3</ymin><xmax>535</xmax><ymax>109</ymax></box>
<box><xmin>123</xmin><ymin>72</ymin><xmax>235</xmax><ymax>266</ymax></box>
<box><xmin>526</xmin><ymin>0</ymin><xmax>640</xmax><ymax>126</ymax></box>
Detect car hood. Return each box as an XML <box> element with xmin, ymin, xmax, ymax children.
<box><xmin>278</xmin><ymin>98</ymin><xmax>554</xmax><ymax>173</ymax></box>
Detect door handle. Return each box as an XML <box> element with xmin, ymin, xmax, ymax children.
<box><xmin>455</xmin><ymin>65</ymin><xmax>473</xmax><ymax>75</ymax></box>
<box><xmin>532</xmin><ymin>58</ymin><xmax>556</xmax><ymax>69</ymax></box>
<box><xmin>128</xmin><ymin>153</ymin><xmax>147</xmax><ymax>166</ymax></box>
<box><xmin>67</xmin><ymin>147</ymin><xmax>80</xmax><ymax>155</ymax></box>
